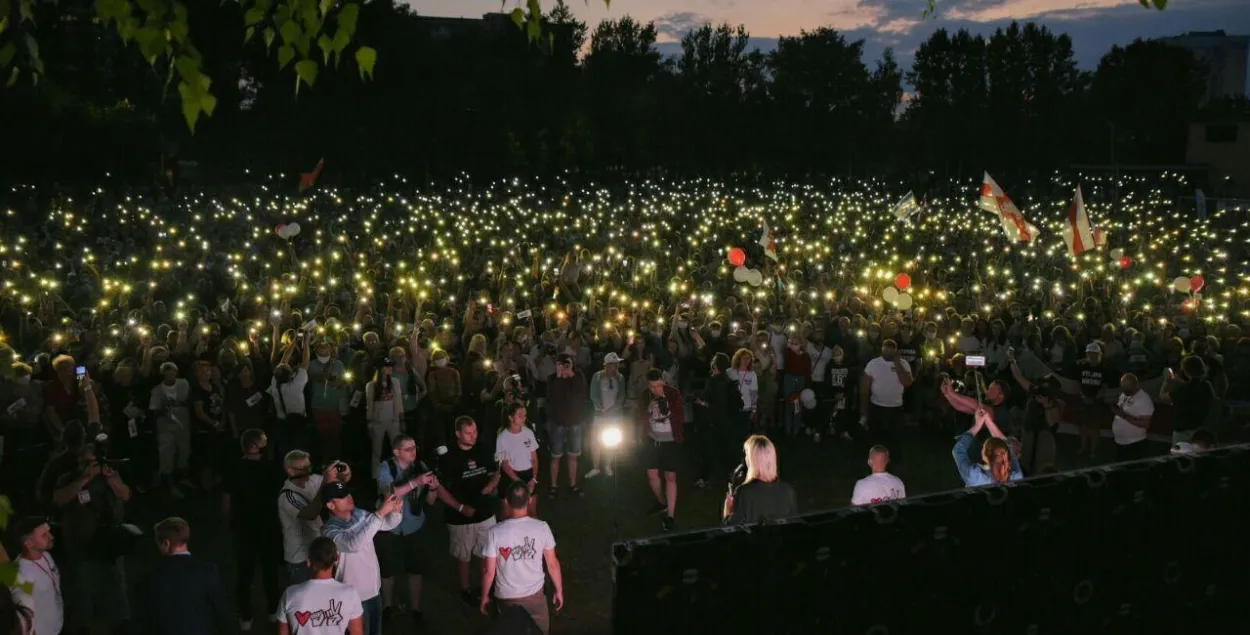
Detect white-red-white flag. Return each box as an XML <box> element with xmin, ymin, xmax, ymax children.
<box><xmin>759</xmin><ymin>219</ymin><xmax>778</xmax><ymax>262</ymax></box>
<box><xmin>1061</xmin><ymin>186</ymin><xmax>1102</xmax><ymax>259</ymax></box>
<box><xmin>978</xmin><ymin>172</ymin><xmax>1040</xmax><ymax>243</ymax></box>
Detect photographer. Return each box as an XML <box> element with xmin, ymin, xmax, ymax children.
<box><xmin>635</xmin><ymin>369</ymin><xmax>685</xmax><ymax>532</ymax></box>
<box><xmin>723</xmin><ymin>435</ymin><xmax>796</xmax><ymax>525</ymax></box>
<box><xmin>374</xmin><ymin>435</ymin><xmax>440</xmax><ymax>626</ymax></box>
<box><xmin>50</xmin><ymin>442</ymin><xmax>132</xmax><ymax>634</ymax></box>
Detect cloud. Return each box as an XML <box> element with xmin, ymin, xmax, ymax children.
<box><xmin>653</xmin><ymin>11</ymin><xmax>715</xmax><ymax>41</ymax></box>
<box><xmin>655</xmin><ymin>37</ymin><xmax>781</xmax><ymax>59</ymax></box>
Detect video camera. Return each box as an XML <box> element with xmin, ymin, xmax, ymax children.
<box><xmin>92</xmin><ymin>433</ymin><xmax>130</xmax><ymax>467</ymax></box>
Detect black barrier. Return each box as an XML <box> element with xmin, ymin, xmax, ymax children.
<box><xmin>612</xmin><ymin>445</ymin><xmax>1250</xmax><ymax>635</ymax></box>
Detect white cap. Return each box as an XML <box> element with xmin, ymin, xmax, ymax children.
<box><xmin>1171</xmin><ymin>442</ymin><xmax>1194</xmax><ymax>455</ymax></box>
<box><xmin>603</xmin><ymin>352</ymin><xmax>623</xmax><ymax>365</ymax></box>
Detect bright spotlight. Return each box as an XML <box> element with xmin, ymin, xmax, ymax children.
<box><xmin>601</xmin><ymin>426</ymin><xmax>623</xmax><ymax>448</ymax></box>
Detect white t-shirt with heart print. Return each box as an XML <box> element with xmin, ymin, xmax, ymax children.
<box><xmin>277</xmin><ymin>578</ymin><xmax>363</xmax><ymax>634</ymax></box>
<box><xmin>479</xmin><ymin>517</ymin><xmax>556</xmax><ymax>600</ymax></box>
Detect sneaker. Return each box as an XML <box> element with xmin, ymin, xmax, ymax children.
<box><xmin>648</xmin><ymin>502</ymin><xmax>667</xmax><ymax>516</ymax></box>
<box><xmin>661</xmin><ymin>515</ymin><xmax>677</xmax><ymax>532</ymax></box>
<box><xmin>239</xmin><ymin>620</ymin><xmax>253</xmax><ymax>632</ymax></box>
<box><xmin>547</xmin><ymin>486</ymin><xmax>558</xmax><ymax>500</ymax></box>
<box><xmin>813</xmin><ymin>432</ymin><xmax>822</xmax><ymax>443</ymax></box>
<box><xmin>605</xmin><ymin>465</ymin><xmax>615</xmax><ymax>477</ymax></box>
<box><xmin>584</xmin><ymin>468</ymin><xmax>602</xmax><ymax>479</ymax></box>
<box><xmin>570</xmin><ymin>485</ymin><xmax>584</xmax><ymax>497</ymax></box>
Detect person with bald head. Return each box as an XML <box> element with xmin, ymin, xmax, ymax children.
<box><xmin>1111</xmin><ymin>373</ymin><xmax>1155</xmax><ymax>462</ymax></box>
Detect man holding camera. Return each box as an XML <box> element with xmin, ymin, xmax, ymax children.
<box><xmin>50</xmin><ymin>442</ymin><xmax>132</xmax><ymax>635</ymax></box>
<box><xmin>374</xmin><ymin>434</ymin><xmax>440</xmax><ymax>626</ymax></box>
<box><xmin>279</xmin><ymin>450</ymin><xmax>351</xmax><ymax>586</ymax></box>
<box><xmin>635</xmin><ymin>368</ymin><xmax>686</xmax><ymax>532</ymax></box>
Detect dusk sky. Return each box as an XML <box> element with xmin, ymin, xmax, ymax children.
<box><xmin>412</xmin><ymin>0</ymin><xmax>1250</xmax><ymax>69</ymax></box>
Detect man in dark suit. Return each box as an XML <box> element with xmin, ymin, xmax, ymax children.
<box><xmin>135</xmin><ymin>517</ymin><xmax>228</xmax><ymax>635</ymax></box>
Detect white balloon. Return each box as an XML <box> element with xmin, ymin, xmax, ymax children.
<box><xmin>287</xmin><ymin>222</ymin><xmax>301</xmax><ymax>237</ymax></box>
<box><xmin>1110</xmin><ymin>248</ymin><xmax>1124</xmax><ymax>261</ymax></box>
<box><xmin>746</xmin><ymin>269</ymin><xmax>764</xmax><ymax>286</ymax></box>
<box><xmin>800</xmin><ymin>389</ymin><xmax>817</xmax><ymax>410</ymax></box>
<box><xmin>896</xmin><ymin>293</ymin><xmax>913</xmax><ymax>310</ymax></box>
<box><xmin>733</xmin><ymin>266</ymin><xmax>750</xmax><ymax>282</ymax></box>
<box><xmin>883</xmin><ymin>286</ymin><xmax>899</xmax><ymax>304</ymax></box>
<box><xmin>1173</xmin><ymin>276</ymin><xmax>1192</xmax><ymax>293</ymax></box>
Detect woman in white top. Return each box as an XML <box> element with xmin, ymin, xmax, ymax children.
<box><xmin>365</xmin><ymin>359</ymin><xmax>404</xmax><ymax>480</ymax></box>
<box><xmin>496</xmin><ymin>402</ymin><xmax>539</xmax><ymax>516</ymax></box>
<box><xmin>726</xmin><ymin>349</ymin><xmax>759</xmax><ymax>416</ymax></box>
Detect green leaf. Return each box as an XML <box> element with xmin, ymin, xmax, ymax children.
<box><xmin>245</xmin><ymin>26</ymin><xmax>256</xmax><ymax>43</ymax></box>
<box><xmin>527</xmin><ymin>15</ymin><xmax>541</xmax><ymax>42</ymax></box>
<box><xmin>263</xmin><ymin>27</ymin><xmax>276</xmax><ymax>50</ymax></box>
<box><xmin>244</xmin><ymin>7</ymin><xmax>265</xmax><ymax>26</ymax></box>
<box><xmin>178</xmin><ymin>80</ymin><xmax>202</xmax><ymax>132</ymax></box>
<box><xmin>201</xmin><ymin>91</ymin><xmax>217</xmax><ymax>117</ymax></box>
<box><xmin>279</xmin><ymin>18</ymin><xmax>301</xmax><ymax>45</ymax></box>
<box><xmin>330</xmin><ymin>26</ymin><xmax>350</xmax><ymax>60</ymax></box>
<box><xmin>317</xmin><ymin>33</ymin><xmax>333</xmax><ymax>64</ymax></box>
<box><xmin>22</xmin><ymin>32</ymin><xmax>38</xmax><ymax>61</ymax></box>
<box><xmin>1153</xmin><ymin>0</ymin><xmax>1167</xmax><ymax>8</ymax></box>
<box><xmin>295</xmin><ymin>58</ymin><xmax>318</xmax><ymax>90</ymax></box>
<box><xmin>319</xmin><ymin>0</ymin><xmax>335</xmax><ymax>17</ymax></box>
<box><xmin>174</xmin><ymin>54</ymin><xmax>200</xmax><ymax>84</ymax></box>
<box><xmin>0</xmin><ymin>15</ymin><xmax>8</xmax><ymax>37</ymax></box>
<box><xmin>338</xmin><ymin>3</ymin><xmax>359</xmax><ymax>36</ymax></box>
<box><xmin>277</xmin><ymin>43</ymin><xmax>294</xmax><ymax>69</ymax></box>
<box><xmin>0</xmin><ymin>42</ymin><xmax>14</xmax><ymax>68</ymax></box>
<box><xmin>5</xmin><ymin>66</ymin><xmax>17</xmax><ymax>87</ymax></box>
<box><xmin>354</xmin><ymin>44</ymin><xmax>376</xmax><ymax>80</ymax></box>
<box><xmin>135</xmin><ymin>25</ymin><xmax>166</xmax><ymax>63</ymax></box>
<box><xmin>510</xmin><ymin>7</ymin><xmax>524</xmax><ymax>29</ymax></box>
<box><xmin>169</xmin><ymin>15</ymin><xmax>189</xmax><ymax>42</ymax></box>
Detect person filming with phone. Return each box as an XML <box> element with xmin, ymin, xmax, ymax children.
<box><xmin>322</xmin><ymin>480</ymin><xmax>404</xmax><ymax>635</ymax></box>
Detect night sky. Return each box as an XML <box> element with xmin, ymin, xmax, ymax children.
<box><xmin>415</xmin><ymin>0</ymin><xmax>1250</xmax><ymax>69</ymax></box>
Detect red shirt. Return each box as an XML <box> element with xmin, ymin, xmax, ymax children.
<box><xmin>42</xmin><ymin>379</ymin><xmax>81</xmax><ymax>424</ymax></box>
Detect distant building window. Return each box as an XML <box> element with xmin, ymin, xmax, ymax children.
<box><xmin>1205</xmin><ymin>124</ymin><xmax>1238</xmax><ymax>143</ymax></box>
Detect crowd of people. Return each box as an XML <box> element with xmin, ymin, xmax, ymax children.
<box><xmin>1</xmin><ymin>171</ymin><xmax>1246</xmax><ymax>634</ymax></box>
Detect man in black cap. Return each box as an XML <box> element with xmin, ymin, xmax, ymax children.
<box><xmin>322</xmin><ymin>482</ymin><xmax>403</xmax><ymax>635</ymax></box>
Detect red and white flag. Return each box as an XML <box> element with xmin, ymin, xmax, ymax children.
<box><xmin>298</xmin><ymin>158</ymin><xmax>325</xmax><ymax>192</ymax></box>
<box><xmin>759</xmin><ymin>219</ymin><xmax>778</xmax><ymax>262</ymax></box>
<box><xmin>978</xmin><ymin>172</ymin><xmax>1040</xmax><ymax>243</ymax></box>
<box><xmin>1061</xmin><ymin>186</ymin><xmax>1096</xmax><ymax>258</ymax></box>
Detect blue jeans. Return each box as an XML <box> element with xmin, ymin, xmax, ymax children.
<box><xmin>363</xmin><ymin>594</ymin><xmax>383</xmax><ymax>635</ymax></box>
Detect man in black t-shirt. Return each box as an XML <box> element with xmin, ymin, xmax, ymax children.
<box><xmin>1072</xmin><ymin>342</ymin><xmax>1115</xmax><ymax>459</ymax></box>
<box><xmin>436</xmin><ymin>416</ymin><xmax>501</xmax><ymax>607</ymax></box>
<box><xmin>221</xmin><ymin>428</ymin><xmax>282</xmax><ymax>630</ymax></box>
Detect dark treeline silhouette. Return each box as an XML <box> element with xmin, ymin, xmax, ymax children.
<box><xmin>0</xmin><ymin>0</ymin><xmax>1241</xmax><ymax>185</ymax></box>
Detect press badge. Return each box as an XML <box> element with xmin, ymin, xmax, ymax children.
<box><xmin>127</xmin><ymin>418</ymin><xmax>138</xmax><ymax>438</ymax></box>
<box><xmin>77</xmin><ymin>490</ymin><xmax>91</xmax><ymax>504</ymax></box>
<box><xmin>246</xmin><ymin>392</ymin><xmax>263</xmax><ymax>407</ymax></box>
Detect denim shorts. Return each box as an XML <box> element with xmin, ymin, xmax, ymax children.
<box><xmin>548</xmin><ymin>423</ymin><xmax>584</xmax><ymax>457</ymax></box>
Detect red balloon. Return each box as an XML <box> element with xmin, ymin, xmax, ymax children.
<box><xmin>1190</xmin><ymin>275</ymin><xmax>1205</xmax><ymax>292</ymax></box>
<box><xmin>1119</xmin><ymin>256</ymin><xmax>1132</xmax><ymax>270</ymax></box>
<box><xmin>275</xmin><ymin>224</ymin><xmax>285</xmax><ymax>234</ymax></box>
<box><xmin>895</xmin><ymin>273</ymin><xmax>912</xmax><ymax>291</ymax></box>
<box><xmin>728</xmin><ymin>247</ymin><xmax>746</xmax><ymax>268</ymax></box>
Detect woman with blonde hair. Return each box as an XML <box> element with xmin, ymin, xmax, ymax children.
<box><xmin>723</xmin><ymin>435</ymin><xmax>796</xmax><ymax>524</ymax></box>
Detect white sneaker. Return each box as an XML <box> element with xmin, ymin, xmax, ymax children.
<box><xmin>584</xmin><ymin>468</ymin><xmax>602</xmax><ymax>479</ymax></box>
<box><xmin>239</xmin><ymin>620</ymin><xmax>253</xmax><ymax>632</ymax></box>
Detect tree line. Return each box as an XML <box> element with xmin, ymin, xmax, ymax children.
<box><xmin>0</xmin><ymin>0</ymin><xmax>1242</xmax><ymax>186</ymax></box>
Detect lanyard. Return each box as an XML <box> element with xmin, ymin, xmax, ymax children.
<box><xmin>30</xmin><ymin>556</ymin><xmax>61</xmax><ymax>599</ymax></box>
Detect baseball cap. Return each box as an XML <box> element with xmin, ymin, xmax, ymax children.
<box><xmin>1085</xmin><ymin>343</ymin><xmax>1102</xmax><ymax>353</ymax></box>
<box><xmin>321</xmin><ymin>482</ymin><xmax>351</xmax><ymax>501</ymax></box>
<box><xmin>603</xmin><ymin>352</ymin><xmax>622</xmax><ymax>365</ymax></box>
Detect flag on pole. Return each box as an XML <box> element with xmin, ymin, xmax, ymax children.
<box><xmin>1061</xmin><ymin>185</ymin><xmax>1100</xmax><ymax>259</ymax></box>
<box><xmin>978</xmin><ymin>172</ymin><xmax>1040</xmax><ymax>243</ymax></box>
<box><xmin>759</xmin><ymin>219</ymin><xmax>778</xmax><ymax>262</ymax></box>
<box><xmin>891</xmin><ymin>191</ymin><xmax>920</xmax><ymax>221</ymax></box>
<box><xmin>298</xmin><ymin>158</ymin><xmax>325</xmax><ymax>192</ymax></box>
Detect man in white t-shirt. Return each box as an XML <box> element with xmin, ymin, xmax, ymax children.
<box><xmin>10</xmin><ymin>516</ymin><xmax>62</xmax><ymax>635</ymax></box>
<box><xmin>1111</xmin><ymin>373</ymin><xmax>1155</xmax><ymax>462</ymax></box>
<box><xmin>851</xmin><ymin>445</ymin><xmax>907</xmax><ymax>506</ymax></box>
<box><xmin>270</xmin><ymin>330</ymin><xmax>313</xmax><ymax>457</ymax></box>
<box><xmin>279</xmin><ymin>450</ymin><xmax>352</xmax><ymax>585</ymax></box>
<box><xmin>479</xmin><ymin>481</ymin><xmax>565</xmax><ymax>635</ymax></box>
<box><xmin>278</xmin><ymin>537</ymin><xmax>364</xmax><ymax>635</ymax></box>
<box><xmin>860</xmin><ymin>339</ymin><xmax>914</xmax><ymax>462</ymax></box>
